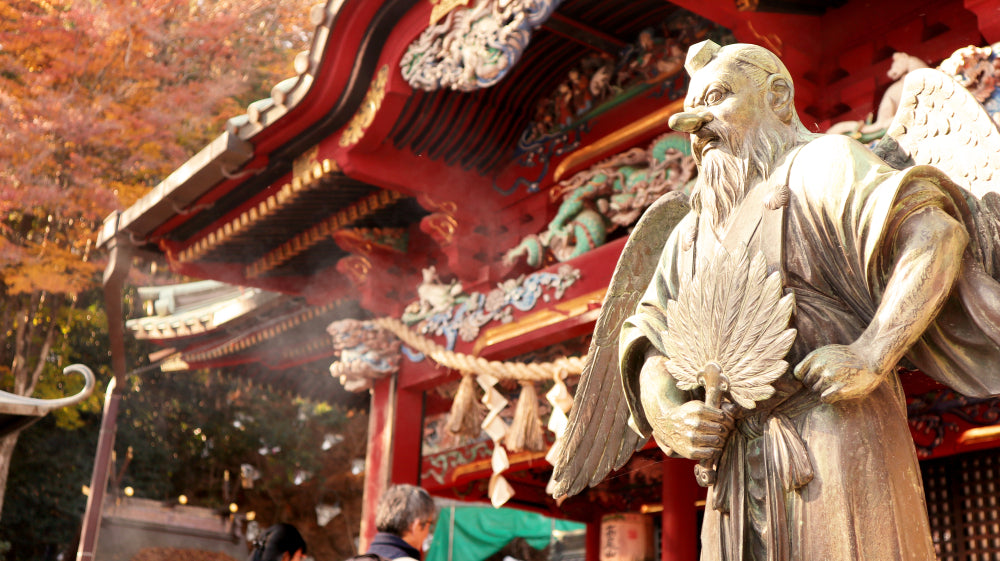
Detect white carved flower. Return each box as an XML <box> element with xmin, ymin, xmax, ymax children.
<box><xmin>459</xmin><ymin>316</ymin><xmax>481</xmax><ymax>342</ymax></box>
<box><xmin>485</xmin><ymin>288</ymin><xmax>507</xmax><ymax>313</ymax></box>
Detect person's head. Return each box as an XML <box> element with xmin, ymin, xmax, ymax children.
<box><xmin>668</xmin><ymin>41</ymin><xmax>811</xmax><ymax>228</ymax></box>
<box><xmin>375</xmin><ymin>484</ymin><xmax>437</xmax><ymax>551</ymax></box>
<box><xmin>249</xmin><ymin>523</ymin><xmax>307</xmax><ymax>561</ymax></box>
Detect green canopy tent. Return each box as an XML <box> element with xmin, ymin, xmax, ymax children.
<box><xmin>427</xmin><ymin>506</ymin><xmax>585</xmax><ymax>561</ymax></box>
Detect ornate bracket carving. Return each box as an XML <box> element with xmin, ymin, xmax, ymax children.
<box><xmin>418</xmin><ymin>195</ymin><xmax>459</xmax><ymax>246</ymax></box>
<box><xmin>505</xmin><ymin>133</ymin><xmax>695</xmax><ymax>268</ymax></box>
<box><xmin>406</xmin><ymin>265</ymin><xmax>581</xmax><ymax>347</ymax></box>
<box><xmin>400</xmin><ymin>0</ymin><xmax>563</xmax><ymax>91</ymax></box>
<box><xmin>327</xmin><ymin>319</ymin><xmax>402</xmax><ymax>392</ymax></box>
<box><xmin>336</xmin><ymin>255</ymin><xmax>372</xmax><ymax>286</ymax></box>
<box><xmin>908</xmin><ymin>387</ymin><xmax>1000</xmax><ymax>457</ymax></box>
<box><xmin>332</xmin><ymin>228</ymin><xmax>408</xmax><ymax>256</ymax></box>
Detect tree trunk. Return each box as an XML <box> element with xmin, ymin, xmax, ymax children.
<box><xmin>0</xmin><ymin>432</ymin><xmax>22</xmax><ymax>517</ymax></box>
<box><xmin>0</xmin><ymin>292</ymin><xmax>65</xmax><ymax>519</ymax></box>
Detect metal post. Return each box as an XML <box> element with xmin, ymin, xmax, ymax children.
<box><xmin>77</xmin><ymin>230</ymin><xmax>132</xmax><ymax>561</ymax></box>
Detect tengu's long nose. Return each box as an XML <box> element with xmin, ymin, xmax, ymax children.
<box><xmin>669</xmin><ymin>111</ymin><xmax>714</xmax><ymax>133</ymax></box>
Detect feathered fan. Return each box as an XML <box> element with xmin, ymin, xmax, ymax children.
<box><xmin>654</xmin><ymin>243</ymin><xmax>796</xmax><ymax>485</ymax></box>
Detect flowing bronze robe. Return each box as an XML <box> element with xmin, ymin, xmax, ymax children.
<box><xmin>619</xmin><ymin>134</ymin><xmax>1000</xmax><ymax>561</ymax></box>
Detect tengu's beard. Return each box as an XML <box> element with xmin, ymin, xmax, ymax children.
<box><xmin>691</xmin><ymin>121</ymin><xmax>788</xmax><ymax>230</ymax></box>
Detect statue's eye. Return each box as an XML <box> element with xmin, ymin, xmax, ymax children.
<box><xmin>705</xmin><ymin>88</ymin><xmax>726</xmax><ymax>106</ymax></box>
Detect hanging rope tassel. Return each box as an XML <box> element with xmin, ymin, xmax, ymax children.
<box><xmin>446</xmin><ymin>373</ymin><xmax>484</xmax><ymax>439</ymax></box>
<box><xmin>505</xmin><ymin>381</ymin><xmax>545</xmax><ymax>452</ymax></box>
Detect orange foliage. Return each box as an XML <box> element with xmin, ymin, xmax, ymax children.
<box><xmin>0</xmin><ymin>0</ymin><xmax>318</xmax><ymax>507</ymax></box>
<box><xmin>0</xmin><ymin>0</ymin><xmax>316</xmax><ymax>295</ymax></box>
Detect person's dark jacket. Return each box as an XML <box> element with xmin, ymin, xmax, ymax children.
<box><xmin>367</xmin><ymin>532</ymin><xmax>420</xmax><ymax>560</ymax></box>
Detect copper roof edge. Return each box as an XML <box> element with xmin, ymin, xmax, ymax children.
<box><xmin>96</xmin><ymin>0</ymin><xmax>348</xmax><ymax>249</ymax></box>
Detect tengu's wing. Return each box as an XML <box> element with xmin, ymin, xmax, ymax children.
<box><xmin>873</xmin><ymin>67</ymin><xmax>1000</xmax><ymax>275</ymax></box>
<box><xmin>874</xmin><ymin>68</ymin><xmax>1000</xmax><ymax>198</ymax></box>
<box><xmin>548</xmin><ymin>191</ymin><xmax>690</xmax><ymax>498</ymax></box>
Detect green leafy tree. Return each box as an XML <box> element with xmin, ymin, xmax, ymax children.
<box><xmin>1</xmin><ymin>360</ymin><xmax>368</xmax><ymax>560</ymax></box>
<box><xmin>115</xmin><ymin>370</ymin><xmax>368</xmax><ymax>560</ymax></box>
<box><xmin>0</xmin><ymin>413</ymin><xmax>100</xmax><ymax>560</ymax></box>
<box><xmin>0</xmin><ymin>288</ymin><xmax>108</xmax><ymax>559</ymax></box>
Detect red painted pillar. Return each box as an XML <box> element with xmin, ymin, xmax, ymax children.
<box><xmin>391</xmin><ymin>387</ymin><xmax>424</xmax><ymax>485</ymax></box>
<box><xmin>661</xmin><ymin>458</ymin><xmax>698</xmax><ymax>561</ymax></box>
<box><xmin>585</xmin><ymin>517</ymin><xmax>601</xmax><ymax>561</ymax></box>
<box><xmin>359</xmin><ymin>374</ymin><xmax>396</xmax><ymax>552</ymax></box>
<box><xmin>358</xmin><ymin>363</ymin><xmax>429</xmax><ymax>553</ymax></box>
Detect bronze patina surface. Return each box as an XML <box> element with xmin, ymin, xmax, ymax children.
<box><xmin>551</xmin><ymin>41</ymin><xmax>1000</xmax><ymax>560</ymax></box>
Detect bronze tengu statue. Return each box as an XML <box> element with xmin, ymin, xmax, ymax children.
<box><xmin>550</xmin><ymin>40</ymin><xmax>1000</xmax><ymax>561</ymax></box>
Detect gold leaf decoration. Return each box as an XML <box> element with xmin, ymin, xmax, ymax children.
<box><xmin>339</xmin><ymin>65</ymin><xmax>389</xmax><ymax>147</ymax></box>
<box><xmin>429</xmin><ymin>0</ymin><xmax>471</xmax><ymax>25</ymax></box>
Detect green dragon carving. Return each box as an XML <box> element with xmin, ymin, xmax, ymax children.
<box><xmin>505</xmin><ymin>132</ymin><xmax>695</xmax><ymax>267</ymax></box>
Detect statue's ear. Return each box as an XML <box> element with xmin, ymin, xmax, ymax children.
<box><xmin>766</xmin><ymin>75</ymin><xmax>794</xmax><ymax>123</ymax></box>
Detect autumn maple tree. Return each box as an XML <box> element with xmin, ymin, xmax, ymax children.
<box><xmin>0</xmin><ymin>0</ymin><xmax>317</xmax><ymax>514</ymax></box>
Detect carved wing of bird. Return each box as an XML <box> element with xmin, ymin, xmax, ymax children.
<box><xmin>874</xmin><ymin>67</ymin><xmax>1000</xmax><ymax>200</ymax></box>
<box><xmin>873</xmin><ymin>67</ymin><xmax>1000</xmax><ymax>275</ymax></box>
<box><xmin>548</xmin><ymin>191</ymin><xmax>691</xmax><ymax>498</ymax></box>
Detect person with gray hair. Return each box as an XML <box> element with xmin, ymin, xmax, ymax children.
<box><xmin>365</xmin><ymin>484</ymin><xmax>437</xmax><ymax>561</ymax></box>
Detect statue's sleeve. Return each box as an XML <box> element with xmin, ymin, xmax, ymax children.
<box><xmin>787</xmin><ymin>135</ymin><xmax>963</xmax><ymax>303</ymax></box>
<box><xmin>790</xmin><ymin>135</ymin><xmax>1000</xmax><ymax>396</ymax></box>
<box><xmin>617</xmin><ymin>214</ymin><xmax>693</xmax><ymax>437</ymax></box>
